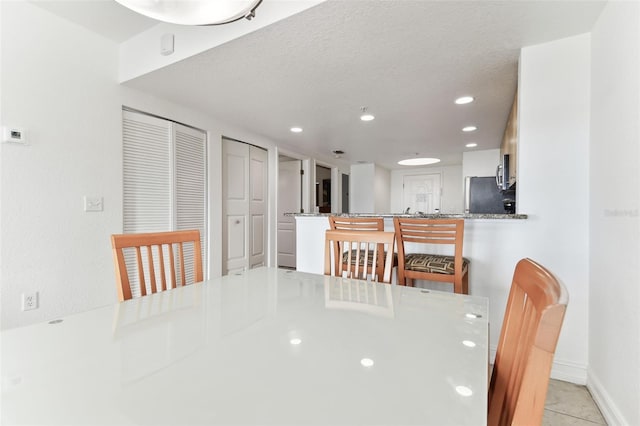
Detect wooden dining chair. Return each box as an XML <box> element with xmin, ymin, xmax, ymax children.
<box><xmin>393</xmin><ymin>217</ymin><xmax>469</xmax><ymax>294</ymax></box>
<box><xmin>488</xmin><ymin>258</ymin><xmax>568</xmax><ymax>426</ymax></box>
<box><xmin>324</xmin><ymin>229</ymin><xmax>395</xmax><ymax>283</ymax></box>
<box><xmin>329</xmin><ymin>216</ymin><xmax>388</xmax><ymax>281</ymax></box>
<box><xmin>111</xmin><ymin>230</ymin><xmax>203</xmax><ymax>301</ymax></box>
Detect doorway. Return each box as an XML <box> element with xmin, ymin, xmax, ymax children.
<box><xmin>277</xmin><ymin>156</ymin><xmax>302</xmax><ymax>268</ymax></box>
<box><xmin>341</xmin><ymin>173</ymin><xmax>349</xmax><ymax>213</ymax></box>
<box><xmin>315</xmin><ymin>164</ymin><xmax>332</xmax><ymax>213</ymax></box>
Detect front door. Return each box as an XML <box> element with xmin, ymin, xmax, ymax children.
<box><xmin>402</xmin><ymin>174</ymin><xmax>442</xmax><ymax>214</ymax></box>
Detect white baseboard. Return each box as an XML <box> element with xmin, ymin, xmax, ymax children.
<box><xmin>587</xmin><ymin>371</ymin><xmax>629</xmax><ymax>426</ymax></box>
<box><xmin>488</xmin><ymin>347</ymin><xmax>632</xmax><ymax>424</ymax></box>
<box><xmin>489</xmin><ymin>347</ymin><xmax>587</xmax><ymax>384</ymax></box>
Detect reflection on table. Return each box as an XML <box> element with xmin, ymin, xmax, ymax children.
<box><xmin>1</xmin><ymin>267</ymin><xmax>489</xmax><ymax>426</ymax></box>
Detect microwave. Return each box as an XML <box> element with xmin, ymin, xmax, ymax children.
<box><xmin>496</xmin><ymin>154</ymin><xmax>511</xmax><ymax>191</ymax></box>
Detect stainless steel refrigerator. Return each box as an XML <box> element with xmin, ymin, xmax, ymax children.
<box><xmin>464</xmin><ymin>176</ymin><xmax>507</xmax><ymax>214</ymax></box>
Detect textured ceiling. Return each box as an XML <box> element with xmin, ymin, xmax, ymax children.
<box><xmin>36</xmin><ymin>0</ymin><xmax>607</xmax><ymax>169</ymax></box>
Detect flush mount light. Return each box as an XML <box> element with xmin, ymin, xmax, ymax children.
<box><xmin>290</xmin><ymin>338</ymin><xmax>302</xmax><ymax>346</ymax></box>
<box><xmin>114</xmin><ymin>0</ymin><xmax>262</xmax><ymax>26</ymax></box>
<box><xmin>398</xmin><ymin>158</ymin><xmax>441</xmax><ymax>166</ymax></box>
<box><xmin>465</xmin><ymin>143</ymin><xmax>478</xmax><ymax>148</ymax></box>
<box><xmin>290</xmin><ymin>127</ymin><xmax>303</xmax><ymax>133</ymax></box>
<box><xmin>455</xmin><ymin>96</ymin><xmax>474</xmax><ymax>105</ymax></box>
<box><xmin>462</xmin><ymin>126</ymin><xmax>477</xmax><ymax>132</ymax></box>
<box><xmin>360</xmin><ymin>106</ymin><xmax>375</xmax><ymax>122</ymax></box>
<box><xmin>462</xmin><ymin>340</ymin><xmax>477</xmax><ymax>348</ymax></box>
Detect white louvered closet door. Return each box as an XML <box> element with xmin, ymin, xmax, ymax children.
<box><xmin>122</xmin><ymin>110</ymin><xmax>207</xmax><ymax>295</ymax></box>
<box><xmin>173</xmin><ymin>122</ymin><xmax>207</xmax><ymax>285</ymax></box>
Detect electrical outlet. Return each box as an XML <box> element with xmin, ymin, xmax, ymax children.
<box><xmin>22</xmin><ymin>292</ymin><xmax>38</xmax><ymax>311</ymax></box>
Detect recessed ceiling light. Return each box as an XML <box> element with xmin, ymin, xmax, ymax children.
<box><xmin>455</xmin><ymin>96</ymin><xmax>474</xmax><ymax>105</ymax></box>
<box><xmin>398</xmin><ymin>158</ymin><xmax>441</xmax><ymax>166</ymax></box>
<box><xmin>360</xmin><ymin>358</ymin><xmax>374</xmax><ymax>367</ymax></box>
<box><xmin>455</xmin><ymin>386</ymin><xmax>473</xmax><ymax>397</ymax></box>
<box><xmin>462</xmin><ymin>126</ymin><xmax>477</xmax><ymax>132</ymax></box>
<box><xmin>290</xmin><ymin>127</ymin><xmax>303</xmax><ymax>133</ymax></box>
<box><xmin>465</xmin><ymin>143</ymin><xmax>478</xmax><ymax>148</ymax></box>
<box><xmin>360</xmin><ymin>106</ymin><xmax>375</xmax><ymax>122</ymax></box>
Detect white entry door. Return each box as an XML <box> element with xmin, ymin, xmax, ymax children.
<box><xmin>222</xmin><ymin>139</ymin><xmax>267</xmax><ymax>275</ymax></box>
<box><xmin>402</xmin><ymin>174</ymin><xmax>442</xmax><ymax>213</ymax></box>
<box><xmin>277</xmin><ymin>160</ymin><xmax>301</xmax><ymax>268</ymax></box>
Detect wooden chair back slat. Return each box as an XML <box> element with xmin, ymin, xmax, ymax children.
<box><xmin>324</xmin><ymin>229</ymin><xmax>395</xmax><ymax>283</ymax></box>
<box><xmin>111</xmin><ymin>230</ymin><xmax>204</xmax><ymax>302</ymax></box>
<box><xmin>168</xmin><ymin>244</ymin><xmax>176</xmax><ymax>289</ymax></box>
<box><xmin>488</xmin><ymin>258</ymin><xmax>568</xmax><ymax>426</ymax></box>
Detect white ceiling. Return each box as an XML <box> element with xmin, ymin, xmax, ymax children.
<box><xmin>34</xmin><ymin>0</ymin><xmax>606</xmax><ymax>169</ymax></box>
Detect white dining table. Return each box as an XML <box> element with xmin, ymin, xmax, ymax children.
<box><xmin>1</xmin><ymin>267</ymin><xmax>489</xmax><ymax>425</ymax></box>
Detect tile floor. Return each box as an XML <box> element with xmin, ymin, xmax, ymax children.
<box><xmin>543</xmin><ymin>379</ymin><xmax>606</xmax><ymax>425</ymax></box>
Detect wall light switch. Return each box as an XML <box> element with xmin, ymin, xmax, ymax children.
<box><xmin>84</xmin><ymin>196</ymin><xmax>103</xmax><ymax>212</ymax></box>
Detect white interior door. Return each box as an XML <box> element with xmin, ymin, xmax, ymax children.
<box><xmin>222</xmin><ymin>139</ymin><xmax>268</xmax><ymax>275</ymax></box>
<box><xmin>402</xmin><ymin>174</ymin><xmax>442</xmax><ymax>213</ymax></box>
<box><xmin>277</xmin><ymin>160</ymin><xmax>301</xmax><ymax>268</ymax></box>
<box><xmin>250</xmin><ymin>146</ymin><xmax>268</xmax><ymax>269</ymax></box>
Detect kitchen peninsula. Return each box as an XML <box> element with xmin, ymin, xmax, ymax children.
<box><xmin>290</xmin><ymin>212</ymin><xmax>527</xmax><ymax>284</ymax></box>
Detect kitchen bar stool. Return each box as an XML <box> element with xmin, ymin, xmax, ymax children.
<box><xmin>324</xmin><ymin>229</ymin><xmax>395</xmax><ymax>283</ymax></box>
<box><xmin>329</xmin><ymin>216</ymin><xmax>397</xmax><ymax>282</ymax></box>
<box><xmin>393</xmin><ymin>218</ymin><xmax>469</xmax><ymax>294</ymax></box>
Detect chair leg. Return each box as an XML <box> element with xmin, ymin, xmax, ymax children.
<box><xmin>454</xmin><ymin>276</ymin><xmax>462</xmax><ymax>294</ymax></box>
<box><xmin>462</xmin><ymin>271</ymin><xmax>469</xmax><ymax>295</ymax></box>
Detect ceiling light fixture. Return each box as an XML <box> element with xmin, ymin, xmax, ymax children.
<box><xmin>360</xmin><ymin>107</ymin><xmax>375</xmax><ymax>122</ymax></box>
<box><xmin>465</xmin><ymin>143</ymin><xmax>478</xmax><ymax>148</ymax></box>
<box><xmin>462</xmin><ymin>126</ymin><xmax>477</xmax><ymax>132</ymax></box>
<box><xmin>290</xmin><ymin>127</ymin><xmax>303</xmax><ymax>133</ymax></box>
<box><xmin>398</xmin><ymin>158</ymin><xmax>441</xmax><ymax>166</ymax></box>
<box><xmin>114</xmin><ymin>0</ymin><xmax>262</xmax><ymax>26</ymax></box>
<box><xmin>455</xmin><ymin>96</ymin><xmax>475</xmax><ymax>105</ymax></box>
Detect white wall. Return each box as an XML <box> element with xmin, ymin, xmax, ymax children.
<box><xmin>0</xmin><ymin>2</ymin><xmax>294</xmax><ymax>329</ymax></box>
<box><xmin>349</xmin><ymin>163</ymin><xmax>375</xmax><ymax>213</ymax></box>
<box><xmin>374</xmin><ymin>166</ymin><xmax>390</xmax><ymax>213</ymax></box>
<box><xmin>588</xmin><ymin>2</ymin><xmax>640</xmax><ymax>425</ymax></box>
<box><xmin>390</xmin><ymin>165</ymin><xmax>463</xmax><ymax>213</ymax></box>
<box><xmin>1</xmin><ymin>1</ymin><xmax>123</xmax><ymax>330</ymax></box>
<box><xmin>517</xmin><ymin>33</ymin><xmax>591</xmax><ymax>381</ymax></box>
<box><xmin>462</xmin><ymin>149</ymin><xmax>500</xmax><ymax>178</ymax></box>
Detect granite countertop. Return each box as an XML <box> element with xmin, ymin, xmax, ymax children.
<box><xmin>286</xmin><ymin>212</ymin><xmax>528</xmax><ymax>220</ymax></box>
